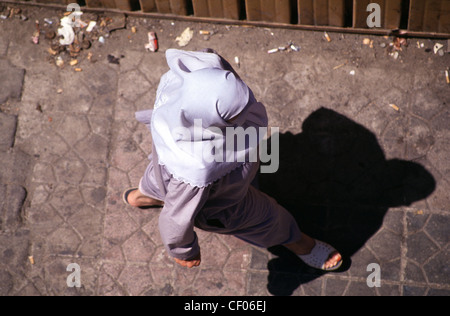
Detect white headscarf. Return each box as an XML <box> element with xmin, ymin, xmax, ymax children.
<box><xmin>150</xmin><ymin>49</ymin><xmax>268</xmax><ymax>187</ymax></box>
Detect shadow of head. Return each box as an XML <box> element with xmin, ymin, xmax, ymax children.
<box><xmin>259</xmin><ymin>108</ymin><xmax>436</xmax><ymax>296</ymax></box>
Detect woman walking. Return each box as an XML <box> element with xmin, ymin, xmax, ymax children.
<box><xmin>123</xmin><ymin>49</ymin><xmax>342</xmax><ymax>271</ymax></box>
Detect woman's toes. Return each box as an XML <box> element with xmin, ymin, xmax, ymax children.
<box><xmin>325</xmin><ymin>252</ymin><xmax>342</xmax><ymax>269</ymax></box>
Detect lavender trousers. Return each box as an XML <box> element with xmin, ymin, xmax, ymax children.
<box><xmin>139</xmin><ymin>150</ymin><xmax>302</xmax><ymax>260</ymax></box>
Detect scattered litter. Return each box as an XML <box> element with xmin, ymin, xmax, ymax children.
<box><xmin>234</xmin><ymin>56</ymin><xmax>240</xmax><ymax>68</ymax></box>
<box><xmin>434</xmin><ymin>43</ymin><xmax>443</xmax><ymax>54</ymax></box>
<box><xmin>145</xmin><ymin>31</ymin><xmax>158</xmax><ymax>52</ymax></box>
<box><xmin>389</xmin><ymin>104</ymin><xmax>399</xmax><ymax>111</ymax></box>
<box><xmin>363</xmin><ymin>38</ymin><xmax>374</xmax><ymax>48</ymax></box>
<box><xmin>107</xmin><ymin>54</ymin><xmax>120</xmax><ymax>64</ymax></box>
<box><xmin>389</xmin><ymin>51</ymin><xmax>399</xmax><ymax>60</ymax></box>
<box><xmin>290</xmin><ymin>44</ymin><xmax>300</xmax><ymax>52</ymax></box>
<box><xmin>416</xmin><ymin>210</ymin><xmax>424</xmax><ymax>215</ymax></box>
<box><xmin>9</xmin><ymin>7</ymin><xmax>20</xmax><ymax>17</ymax></box>
<box><xmin>58</xmin><ymin>16</ymin><xmax>75</xmax><ymax>45</ymax></box>
<box><xmin>76</xmin><ymin>19</ymin><xmax>88</xmax><ymax>30</ymax></box>
<box><xmin>5</xmin><ymin>7</ymin><xmax>26</xmax><ymax>20</ymax></box>
<box><xmin>176</xmin><ymin>27</ymin><xmax>193</xmax><ymax>47</ymax></box>
<box><xmin>31</xmin><ymin>11</ymin><xmax>127</xmax><ymax>70</ymax></box>
<box><xmin>264</xmin><ymin>28</ymin><xmax>274</xmax><ymax>36</ymax></box>
<box><xmin>47</xmin><ymin>47</ymin><xmax>58</xmax><ymax>55</ymax></box>
<box><xmin>349</xmin><ymin>70</ymin><xmax>356</xmax><ymax>76</ymax></box>
<box><xmin>267</xmin><ymin>42</ymin><xmax>300</xmax><ymax>54</ymax></box>
<box><xmin>199</xmin><ymin>30</ymin><xmax>214</xmax><ymax>40</ymax></box>
<box><xmin>31</xmin><ymin>33</ymin><xmax>39</xmax><ymax>44</ymax></box>
<box><xmin>68</xmin><ymin>43</ymin><xmax>81</xmax><ymax>57</ymax></box>
<box><xmin>324</xmin><ymin>32</ymin><xmax>331</xmax><ymax>42</ymax></box>
<box><xmin>55</xmin><ymin>56</ymin><xmax>64</xmax><ymax>68</ymax></box>
<box><xmin>446</xmin><ymin>69</ymin><xmax>449</xmax><ymax>84</ymax></box>
<box><xmin>44</xmin><ymin>28</ymin><xmax>56</xmax><ymax>40</ymax></box>
<box><xmin>131</xmin><ymin>26</ymin><xmax>137</xmax><ymax>33</ymax></box>
<box><xmin>86</xmin><ymin>21</ymin><xmax>96</xmax><ymax>32</ymax></box>
<box><xmin>393</xmin><ymin>37</ymin><xmax>407</xmax><ymax>51</ymax></box>
<box><xmin>104</xmin><ymin>14</ymin><xmax>126</xmax><ymax>32</ymax></box>
<box><xmin>28</xmin><ymin>256</ymin><xmax>35</xmax><ymax>265</ymax></box>
<box><xmin>363</xmin><ymin>38</ymin><xmax>371</xmax><ymax>45</ymax></box>
<box><xmin>380</xmin><ymin>42</ymin><xmax>387</xmax><ymax>48</ymax></box>
<box><xmin>49</xmin><ymin>43</ymin><xmax>65</xmax><ymax>55</ymax></box>
<box><xmin>57</xmin><ymin>88</ymin><xmax>63</xmax><ymax>94</ymax></box>
<box><xmin>333</xmin><ymin>61</ymin><xmax>348</xmax><ymax>70</ymax></box>
<box><xmin>433</xmin><ymin>43</ymin><xmax>444</xmax><ymax>56</ymax></box>
<box><xmin>31</xmin><ymin>20</ymin><xmax>40</xmax><ymax>45</ymax></box>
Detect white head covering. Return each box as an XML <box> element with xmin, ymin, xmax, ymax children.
<box><xmin>150</xmin><ymin>49</ymin><xmax>268</xmax><ymax>187</ymax></box>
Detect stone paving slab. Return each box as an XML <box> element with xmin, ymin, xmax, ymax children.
<box><xmin>0</xmin><ymin>4</ymin><xmax>449</xmax><ymax>296</ymax></box>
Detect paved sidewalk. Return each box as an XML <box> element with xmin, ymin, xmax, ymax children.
<box><xmin>0</xmin><ymin>4</ymin><xmax>449</xmax><ymax>296</ymax></box>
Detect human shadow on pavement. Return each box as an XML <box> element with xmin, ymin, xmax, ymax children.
<box><xmin>259</xmin><ymin>107</ymin><xmax>436</xmax><ymax>296</ymax></box>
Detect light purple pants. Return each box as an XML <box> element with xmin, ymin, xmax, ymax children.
<box><xmin>140</xmin><ymin>153</ymin><xmax>302</xmax><ymax>254</ymax></box>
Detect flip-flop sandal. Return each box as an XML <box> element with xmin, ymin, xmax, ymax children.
<box><xmin>122</xmin><ymin>188</ymin><xmax>164</xmax><ymax>210</ymax></box>
<box><xmin>298</xmin><ymin>240</ymin><xmax>343</xmax><ymax>272</ymax></box>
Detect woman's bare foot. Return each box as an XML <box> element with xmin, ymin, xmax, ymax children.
<box><xmin>284</xmin><ymin>234</ymin><xmax>342</xmax><ymax>270</ymax></box>
<box><xmin>126</xmin><ymin>189</ymin><xmax>164</xmax><ymax>208</ymax></box>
